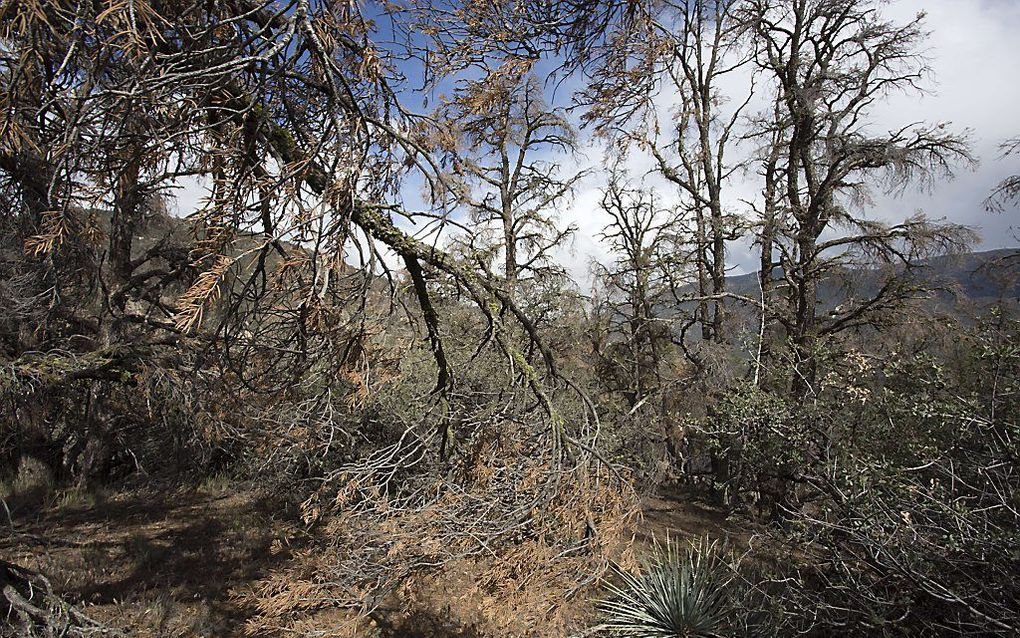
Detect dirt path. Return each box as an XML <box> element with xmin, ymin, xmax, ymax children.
<box><xmin>1</xmin><ymin>484</ymin><xmax>293</xmax><ymax>636</ymax></box>
<box><xmin>638</xmin><ymin>491</ymin><xmax>748</xmax><ymax>547</ymax></box>
<box><xmin>1</xmin><ymin>485</ymin><xmax>741</xmax><ymax>636</ymax></box>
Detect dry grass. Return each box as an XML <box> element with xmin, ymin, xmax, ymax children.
<box><xmin>1</xmin><ymin>456</ymin><xmax>56</xmax><ymax>519</ymax></box>
<box><xmin>2</xmin><ymin>473</ymin><xmax>744</xmax><ymax>637</ymax></box>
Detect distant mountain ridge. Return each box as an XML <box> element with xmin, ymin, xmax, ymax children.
<box><xmin>724</xmin><ymin>249</ymin><xmax>1020</xmax><ymax>310</ymax></box>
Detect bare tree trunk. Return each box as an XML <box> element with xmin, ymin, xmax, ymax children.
<box><xmin>709</xmin><ymin>201</ymin><xmax>727</xmax><ymax>343</ymax></box>
<box><xmin>755</xmin><ymin>129</ymin><xmax>783</xmax><ymax>387</ymax></box>
<box><xmin>699</xmin><ymin>70</ymin><xmax>727</xmax><ymax>343</ymax></box>
<box><xmin>792</xmin><ymin>233</ymin><xmax>818</xmax><ymax>400</ymax></box>
<box><xmin>756</xmin><ymin>218</ymin><xmax>776</xmax><ymax>387</ymax></box>
<box><xmin>110</xmin><ymin>145</ymin><xmax>141</xmax><ymax>306</ymax></box>
<box><xmin>694</xmin><ymin>206</ymin><xmax>712</xmax><ymax>341</ymax></box>
<box><xmin>503</xmin><ymin>207</ymin><xmax>517</xmax><ymax>294</ymax></box>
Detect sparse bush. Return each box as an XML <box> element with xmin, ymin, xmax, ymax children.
<box><xmin>0</xmin><ymin>456</ymin><xmax>55</xmax><ymax>518</ymax></box>
<box><xmin>729</xmin><ymin>313</ymin><xmax>1020</xmax><ymax>636</ymax></box>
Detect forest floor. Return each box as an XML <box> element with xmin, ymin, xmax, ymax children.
<box><xmin>1</xmin><ymin>481</ymin><xmax>742</xmax><ymax>637</ymax></box>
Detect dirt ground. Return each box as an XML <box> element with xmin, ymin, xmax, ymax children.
<box><xmin>1</xmin><ymin>482</ymin><xmax>742</xmax><ymax>637</ymax></box>
<box><xmin>1</xmin><ymin>481</ymin><xmax>301</xmax><ymax>636</ymax></box>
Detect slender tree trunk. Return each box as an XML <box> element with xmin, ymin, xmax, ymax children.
<box><xmin>110</xmin><ymin>149</ymin><xmax>141</xmax><ymax>296</ymax></box>
<box><xmin>755</xmin><ymin>136</ymin><xmax>783</xmax><ymax>387</ymax></box>
<box><xmin>709</xmin><ymin>200</ymin><xmax>727</xmax><ymax>343</ymax></box>
<box><xmin>499</xmin><ymin>137</ymin><xmax>518</xmax><ymax>296</ymax></box>
<box><xmin>699</xmin><ymin>83</ymin><xmax>727</xmax><ymax>343</ymax></box>
<box><xmin>756</xmin><ymin>221</ymin><xmax>776</xmax><ymax>387</ymax></box>
<box><xmin>792</xmin><ymin>232</ymin><xmax>818</xmax><ymax>400</ymax></box>
<box><xmin>503</xmin><ymin>209</ymin><xmax>517</xmax><ymax>294</ymax></box>
<box><xmin>694</xmin><ymin>207</ymin><xmax>712</xmax><ymax>341</ymax></box>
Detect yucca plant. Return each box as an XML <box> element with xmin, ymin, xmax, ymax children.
<box><xmin>598</xmin><ymin>536</ymin><xmax>734</xmax><ymax>637</ymax></box>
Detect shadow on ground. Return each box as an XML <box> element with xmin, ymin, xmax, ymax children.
<box><xmin>1</xmin><ymin>485</ymin><xmax>294</xmax><ymax>636</ymax></box>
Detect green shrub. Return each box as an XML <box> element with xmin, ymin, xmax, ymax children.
<box><xmin>598</xmin><ymin>536</ymin><xmax>740</xmax><ymax>637</ymax></box>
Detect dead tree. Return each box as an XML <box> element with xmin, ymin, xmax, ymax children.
<box><xmin>2</xmin><ymin>559</ymin><xmax>120</xmax><ymax>637</ymax></box>
<box><xmin>594</xmin><ymin>173</ymin><xmax>676</xmax><ymax>409</ymax></box>
<box><xmin>437</xmin><ymin>71</ymin><xmax>583</xmax><ymax>300</ymax></box>
<box><xmin>745</xmin><ymin>0</ymin><xmax>975</xmax><ymax>398</ymax></box>
<box><xmin>568</xmin><ymin>1</ymin><xmax>752</xmax><ymax>346</ymax></box>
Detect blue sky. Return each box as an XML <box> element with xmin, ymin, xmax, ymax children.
<box><xmin>172</xmin><ymin>0</ymin><xmax>1020</xmax><ymax>284</ymax></box>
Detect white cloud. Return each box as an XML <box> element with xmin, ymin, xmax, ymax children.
<box><xmin>169</xmin><ymin>0</ymin><xmax>1019</xmax><ymax>286</ymax></box>
<box><xmin>555</xmin><ymin>0</ymin><xmax>1020</xmax><ymax>285</ymax></box>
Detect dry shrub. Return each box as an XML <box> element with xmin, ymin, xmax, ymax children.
<box><xmin>1</xmin><ymin>456</ymin><xmax>55</xmax><ymax>517</ymax></box>
<box><xmin>239</xmin><ymin>425</ymin><xmax>638</xmax><ymax>637</ymax></box>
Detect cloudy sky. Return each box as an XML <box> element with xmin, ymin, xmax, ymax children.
<box><xmin>172</xmin><ymin>0</ymin><xmax>1020</xmax><ymax>285</ymax></box>
<box><xmin>553</xmin><ymin>0</ymin><xmax>1020</xmax><ymax>282</ymax></box>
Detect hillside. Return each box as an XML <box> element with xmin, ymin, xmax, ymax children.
<box><xmin>724</xmin><ymin>248</ymin><xmax>1020</xmax><ymax>306</ymax></box>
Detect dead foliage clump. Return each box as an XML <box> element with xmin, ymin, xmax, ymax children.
<box><xmin>240</xmin><ymin>421</ymin><xmax>638</xmax><ymax>637</ymax></box>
